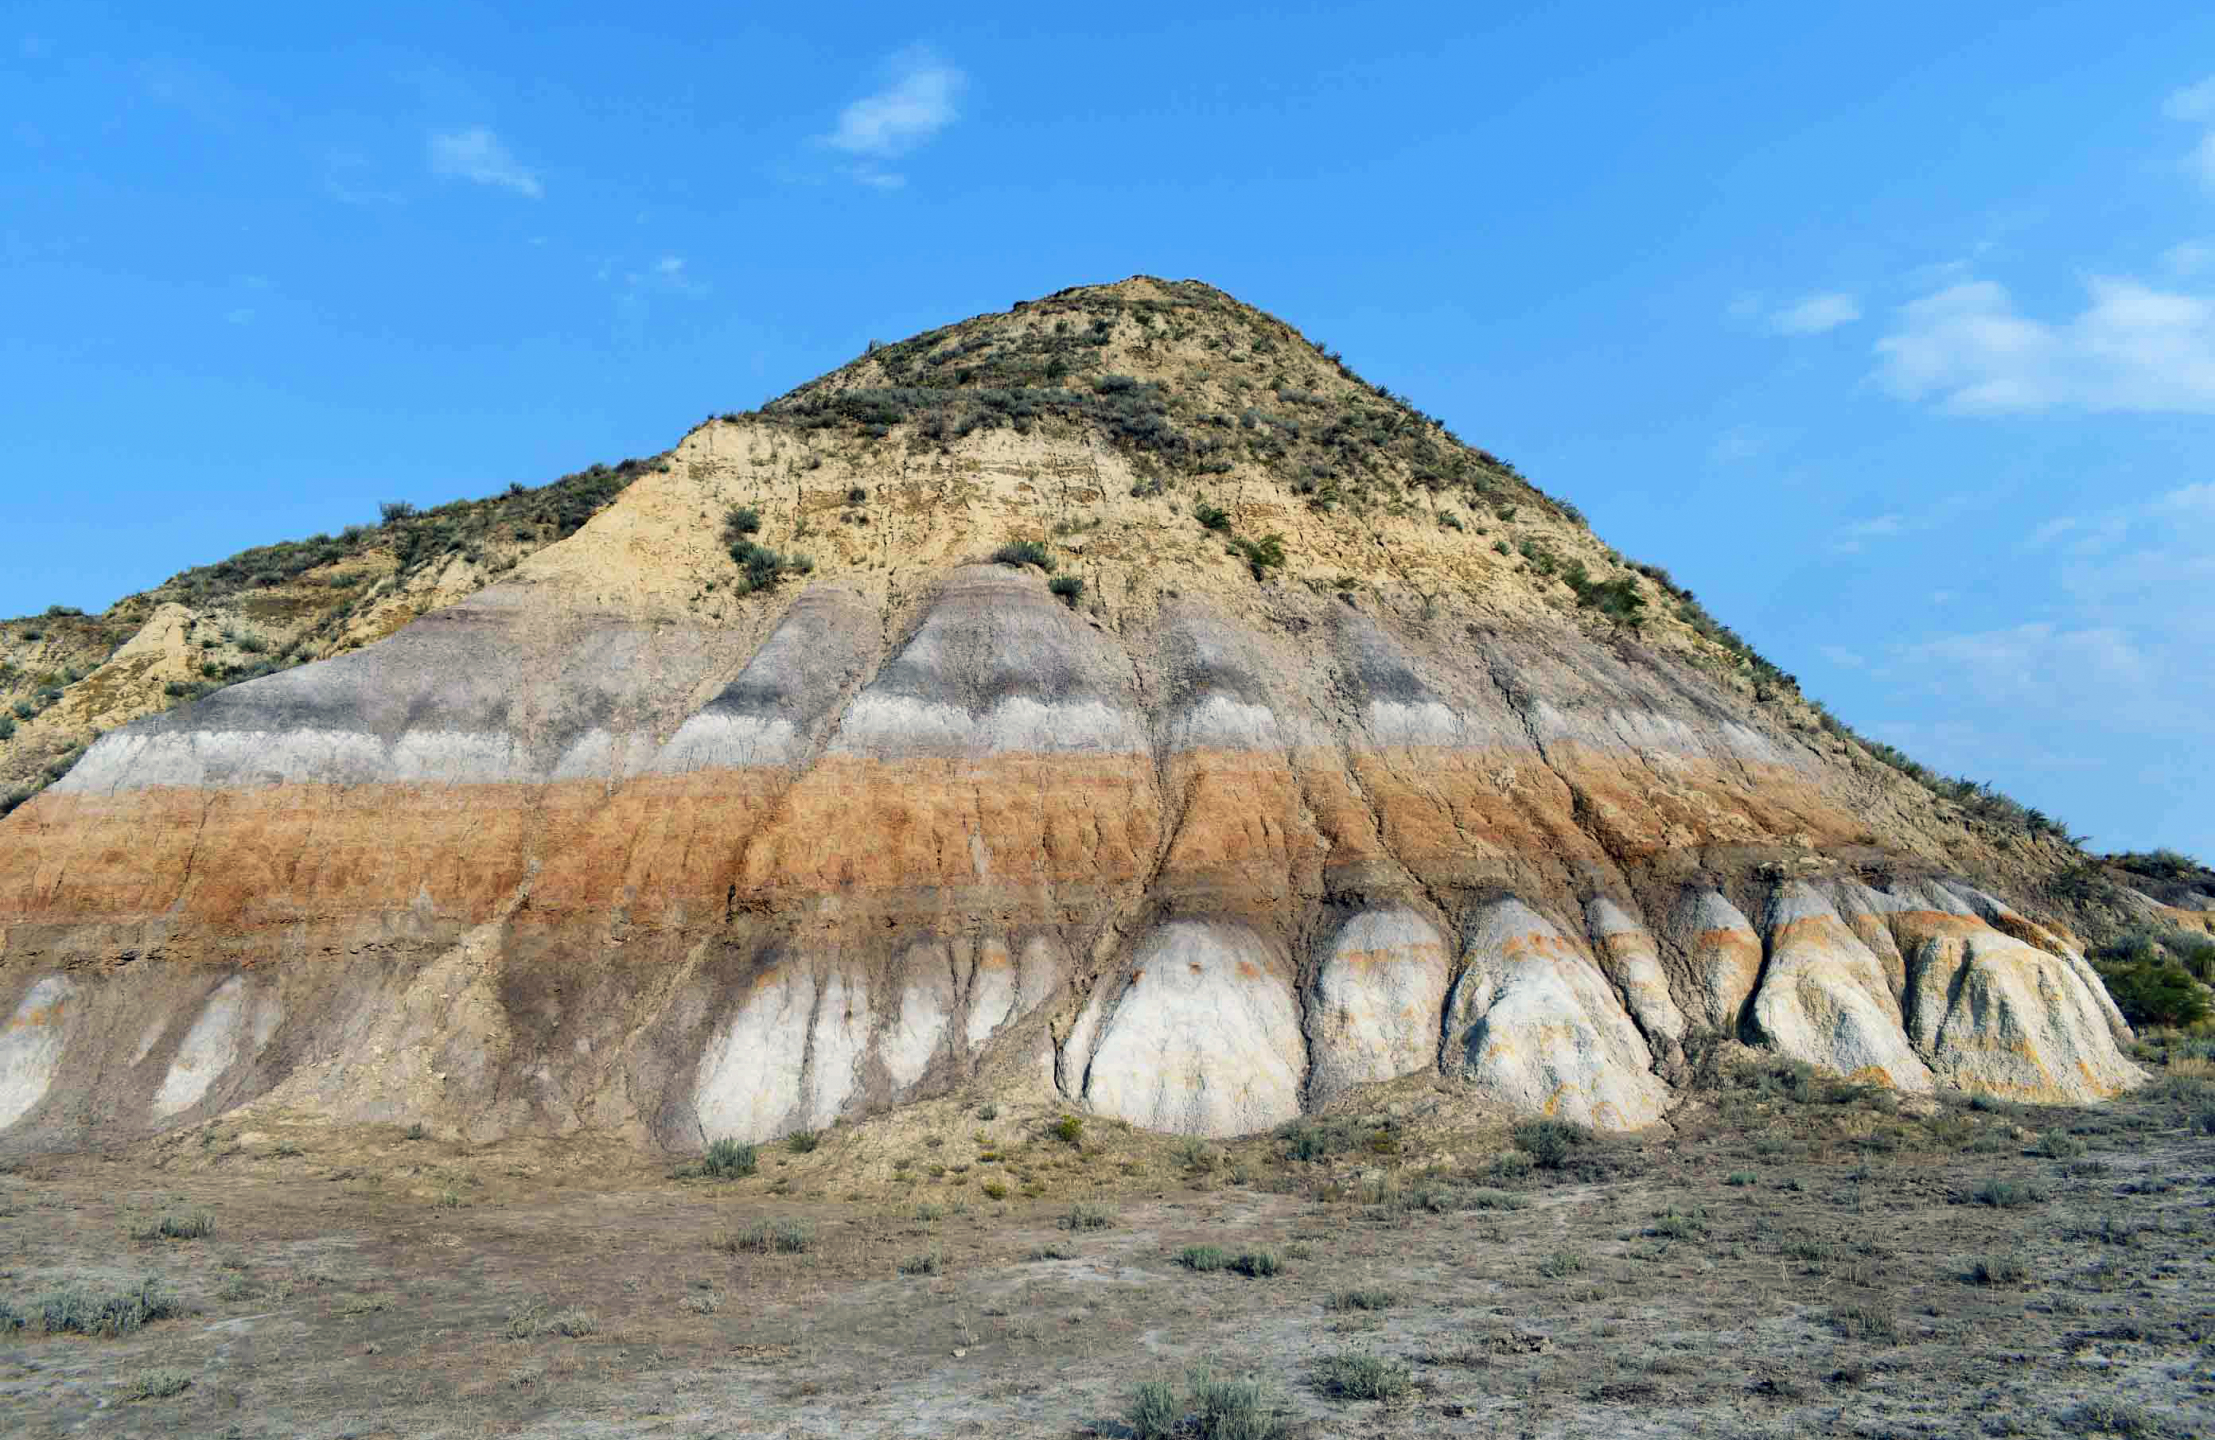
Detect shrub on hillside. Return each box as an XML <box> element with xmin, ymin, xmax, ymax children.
<box><xmin>991</xmin><ymin>540</ymin><xmax>1055</xmax><ymax>572</ymax></box>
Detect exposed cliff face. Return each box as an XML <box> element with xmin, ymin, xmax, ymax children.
<box><xmin>0</xmin><ymin>278</ymin><xmax>2193</xmax><ymax>1152</ymax></box>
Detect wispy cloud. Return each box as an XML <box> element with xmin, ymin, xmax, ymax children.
<box><xmin>428</xmin><ymin>127</ymin><xmax>541</xmax><ymax>198</ymax></box>
<box><xmin>2166</xmin><ymin>74</ymin><xmax>2215</xmax><ymax>189</ymax></box>
<box><xmin>1769</xmin><ymin>292</ymin><xmax>1861</xmax><ymax>335</ymax></box>
<box><xmin>1829</xmin><ymin>512</ymin><xmax>1911</xmax><ymax>554</ymax></box>
<box><xmin>325</xmin><ymin>151</ymin><xmax>404</xmax><ymax>207</ymax></box>
<box><xmin>1872</xmin><ymin>276</ymin><xmax>2215</xmax><ymax>414</ymax></box>
<box><xmin>822</xmin><ymin>47</ymin><xmax>963</xmax><ymax>188</ymax></box>
<box><xmin>2165</xmin><ymin>239</ymin><xmax>2215</xmax><ymax>276</ymax></box>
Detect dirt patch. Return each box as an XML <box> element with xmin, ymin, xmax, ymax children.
<box><xmin>0</xmin><ymin>1073</ymin><xmax>2208</xmax><ymax>1438</ymax></box>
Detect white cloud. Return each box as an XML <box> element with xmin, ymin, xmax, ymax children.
<box><xmin>822</xmin><ymin>47</ymin><xmax>962</xmax><ymax>187</ymax></box>
<box><xmin>428</xmin><ymin>127</ymin><xmax>541</xmax><ymax>198</ymax></box>
<box><xmin>1829</xmin><ymin>512</ymin><xmax>1910</xmax><ymax>554</ymax></box>
<box><xmin>2165</xmin><ymin>75</ymin><xmax>2215</xmax><ymax>123</ymax></box>
<box><xmin>654</xmin><ymin>255</ymin><xmax>685</xmax><ymax>277</ymax></box>
<box><xmin>1769</xmin><ymin>292</ymin><xmax>1861</xmax><ymax>335</ymax></box>
<box><xmin>2023</xmin><ymin>516</ymin><xmax>2077</xmax><ymax>550</ymax></box>
<box><xmin>2165</xmin><ymin>240</ymin><xmax>2215</xmax><ymax>276</ymax></box>
<box><xmin>1897</xmin><ymin>623</ymin><xmax>2151</xmax><ymax>703</ymax></box>
<box><xmin>1873</xmin><ymin>276</ymin><xmax>2215</xmax><ymax>413</ymax></box>
<box><xmin>1818</xmin><ymin>645</ymin><xmax>1865</xmax><ymax>670</ymax></box>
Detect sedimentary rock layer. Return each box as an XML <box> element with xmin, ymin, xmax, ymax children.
<box><xmin>0</xmin><ymin>322</ymin><xmax>2160</xmax><ymax>1150</ymax></box>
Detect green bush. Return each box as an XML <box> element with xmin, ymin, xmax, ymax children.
<box><xmin>1128</xmin><ymin>1365</ymin><xmax>1283</xmax><ymax>1440</ymax></box>
<box><xmin>1050</xmin><ymin>1114</ymin><xmax>1084</xmax><ymax>1146</ymax></box>
<box><xmin>1312</xmin><ymin>1351</ymin><xmax>1412</xmax><ymax>1402</ymax></box>
<box><xmin>1228</xmin><ymin>533</ymin><xmax>1286</xmax><ymax>579</ymax></box>
<box><xmin>1177</xmin><ymin>1244</ymin><xmax>1230</xmax><ymax>1272</ymax></box>
<box><xmin>785</xmin><ymin>1129</ymin><xmax>820</xmax><ymax>1155</ymax></box>
<box><xmin>1194</xmin><ymin>502</ymin><xmax>1233</xmax><ymax>532</ymax></box>
<box><xmin>37</xmin><ymin>1278</ymin><xmax>178</xmax><ymax>1336</ymax></box>
<box><xmin>2095</xmin><ymin>962</ymin><xmax>2211</xmax><ymax>1029</ymax></box>
<box><xmin>1048</xmin><ymin>574</ymin><xmax>1084</xmax><ymax>606</ymax></box>
<box><xmin>991</xmin><ymin>540</ymin><xmax>1055</xmax><ymax>571</ymax></box>
<box><xmin>124</xmin><ymin>1369</ymin><xmax>192</xmax><ymax>1401</ymax></box>
<box><xmin>1230</xmin><ymin>1250</ymin><xmax>1281</xmax><ymax>1278</ymax></box>
<box><xmin>725</xmin><ymin>505</ymin><xmax>762</xmax><ymax>536</ymax></box>
<box><xmin>1512</xmin><ymin>1118</ymin><xmax>1589</xmax><ymax>1170</ymax></box>
<box><xmin>897</xmin><ymin>1251</ymin><xmax>943</xmax><ymax>1276</ymax></box>
<box><xmin>1325</xmin><ymin>1287</ymin><xmax>1397</xmax><ymax>1312</ymax></box>
<box><xmin>1968</xmin><ymin>1178</ymin><xmax>2047</xmax><ymax>1208</ymax></box>
<box><xmin>702</xmin><ymin>1137</ymin><xmax>757</xmax><ymax>1178</ymax></box>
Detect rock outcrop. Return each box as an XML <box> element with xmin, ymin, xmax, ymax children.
<box><xmin>0</xmin><ymin>277</ymin><xmax>2168</xmax><ymax>1151</ymax></box>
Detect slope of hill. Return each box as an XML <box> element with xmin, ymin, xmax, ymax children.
<box><xmin>0</xmin><ymin>277</ymin><xmax>2204</xmax><ymax>1154</ymax></box>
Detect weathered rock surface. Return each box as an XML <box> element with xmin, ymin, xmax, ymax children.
<box><xmin>0</xmin><ymin>277</ymin><xmax>2160</xmax><ymax>1152</ymax></box>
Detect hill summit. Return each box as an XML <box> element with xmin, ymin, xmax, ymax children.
<box><xmin>1</xmin><ymin>276</ymin><xmax>2205</xmax><ymax>1151</ymax></box>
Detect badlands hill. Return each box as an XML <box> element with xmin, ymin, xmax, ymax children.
<box><xmin>1</xmin><ymin>277</ymin><xmax>2208</xmax><ymax>1155</ymax></box>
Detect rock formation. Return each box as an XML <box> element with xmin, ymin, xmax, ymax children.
<box><xmin>0</xmin><ymin>277</ymin><xmax>2193</xmax><ymax>1151</ymax></box>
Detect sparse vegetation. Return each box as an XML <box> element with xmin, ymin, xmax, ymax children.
<box><xmin>1048</xmin><ymin>574</ymin><xmax>1084</xmax><ymax>606</ymax></box>
<box><xmin>897</xmin><ymin>1250</ymin><xmax>943</xmax><ymax>1276</ymax></box>
<box><xmin>124</xmin><ymin>1370</ymin><xmax>192</xmax><ymax>1401</ymax></box>
<box><xmin>716</xmin><ymin>1218</ymin><xmax>813</xmax><ymax>1254</ymax></box>
<box><xmin>1127</xmin><ymin>1365</ymin><xmax>1285</xmax><ymax>1440</ymax></box>
<box><xmin>1325</xmin><ymin>1287</ymin><xmax>1397</xmax><ymax>1312</ymax></box>
<box><xmin>1063</xmin><ymin>1202</ymin><xmax>1115</xmax><ymax>1231</ymax></box>
<box><xmin>33</xmin><ymin>1278</ymin><xmax>178</xmax><ymax>1337</ymax></box>
<box><xmin>990</xmin><ymin>540</ymin><xmax>1055</xmax><ymax>571</ymax></box>
<box><xmin>1311</xmin><ymin>1351</ymin><xmax>1412</xmax><ymax>1402</ymax></box>
<box><xmin>130</xmin><ymin>1210</ymin><xmax>215</xmax><ymax>1241</ymax></box>
<box><xmin>785</xmin><ymin>1129</ymin><xmax>820</xmax><ymax>1155</ymax></box>
<box><xmin>1050</xmin><ymin>1114</ymin><xmax>1085</xmax><ymax>1147</ymax></box>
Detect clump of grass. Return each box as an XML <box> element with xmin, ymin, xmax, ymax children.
<box><xmin>1463</xmin><ymin>1187</ymin><xmax>1530</xmax><ymax>1210</ymax></box>
<box><xmin>681</xmin><ymin>1289</ymin><xmax>723</xmax><ymax>1315</ymax></box>
<box><xmin>505</xmin><ymin>1297</ymin><xmax>598</xmax><ymax>1339</ymax></box>
<box><xmin>785</xmin><ymin>1129</ymin><xmax>820</xmax><ymax>1155</ymax></box>
<box><xmin>1646</xmin><ymin>1206</ymin><xmax>1710</xmax><ymax>1240</ymax></box>
<box><xmin>1325</xmin><ymin>1287</ymin><xmax>1397</xmax><ymax>1312</ymax></box>
<box><xmin>1969</xmin><ymin>1254</ymin><xmax>2030</xmax><ymax>1286</ymax></box>
<box><xmin>131</xmin><ymin>1210</ymin><xmax>215</xmax><ymax>1241</ymax></box>
<box><xmin>1127</xmin><ymin>1365</ymin><xmax>1285</xmax><ymax>1440</ymax></box>
<box><xmin>715</xmin><ymin>1218</ymin><xmax>813</xmax><ymax>1254</ymax></box>
<box><xmin>1312</xmin><ymin>1350</ymin><xmax>1413</xmax><ymax>1402</ymax></box>
<box><xmin>2032</xmin><ymin>1131</ymin><xmax>2086</xmax><ymax>1159</ymax></box>
<box><xmin>897</xmin><ymin>1251</ymin><xmax>943</xmax><ymax>1276</ymax></box>
<box><xmin>1025</xmin><ymin>1242</ymin><xmax>1077</xmax><ymax>1261</ymax></box>
<box><xmin>1230</xmin><ymin>1250</ymin><xmax>1282</xmax><ymax>1278</ymax></box>
<box><xmin>991</xmin><ymin>540</ymin><xmax>1055</xmax><ymax>571</ymax></box>
<box><xmin>1063</xmin><ymin>1202</ymin><xmax>1115</xmax><ymax>1231</ymax></box>
<box><xmin>1537</xmin><ymin>1249</ymin><xmax>1585</xmax><ymax>1279</ymax></box>
<box><xmin>1828</xmin><ymin>1304</ymin><xmax>1900</xmax><ymax>1343</ymax></box>
<box><xmin>913</xmin><ymin>1202</ymin><xmax>948</xmax><ymax>1222</ymax></box>
<box><xmin>404</xmin><ymin>1122</ymin><xmax>427</xmax><ymax>1141</ymax></box>
<box><xmin>1050</xmin><ymin>1114</ymin><xmax>1084</xmax><ymax>1146</ymax></box>
<box><xmin>974</xmin><ymin>1102</ymin><xmax>999</xmax><ymax>1121</ymax></box>
<box><xmin>1048</xmin><ymin>574</ymin><xmax>1084</xmax><ymax>607</ymax></box>
<box><xmin>1724</xmin><ymin>1171</ymin><xmax>1758</xmax><ymax>1187</ymax></box>
<box><xmin>701</xmin><ymin>1136</ymin><xmax>758</xmax><ymax>1179</ymax></box>
<box><xmin>124</xmin><ymin>1370</ymin><xmax>192</xmax><ymax>1401</ymax></box>
<box><xmin>1967</xmin><ymin>1178</ymin><xmax>2047</xmax><ymax>1208</ymax></box>
<box><xmin>37</xmin><ymin>1278</ymin><xmax>179</xmax><ymax>1337</ymax></box>
<box><xmin>2059</xmin><ymin>1400</ymin><xmax>2166</xmax><ymax>1436</ymax></box>
<box><xmin>1178</xmin><ymin>1244</ymin><xmax>1230</xmax><ymax>1272</ymax></box>
<box><xmin>980</xmin><ymin>1180</ymin><xmax>1009</xmax><ymax>1200</ymax></box>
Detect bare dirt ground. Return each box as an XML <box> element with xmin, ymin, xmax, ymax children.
<box><xmin>2</xmin><ymin>1056</ymin><xmax>2210</xmax><ymax>1440</ymax></box>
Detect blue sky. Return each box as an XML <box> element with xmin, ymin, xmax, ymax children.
<box><xmin>4</xmin><ymin>2</ymin><xmax>2211</xmax><ymax>859</ymax></box>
